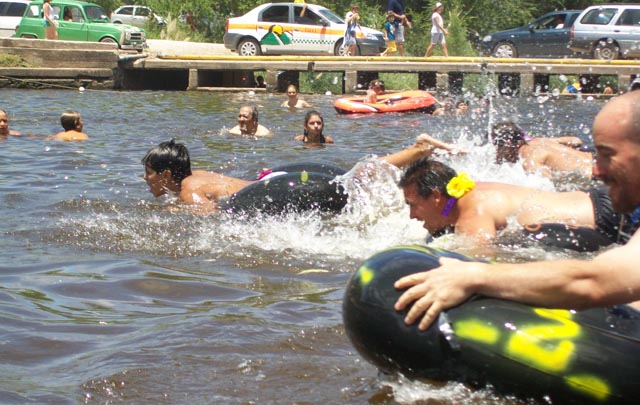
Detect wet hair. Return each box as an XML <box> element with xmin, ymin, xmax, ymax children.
<box><xmin>398</xmin><ymin>158</ymin><xmax>457</xmax><ymax>198</ymax></box>
<box><xmin>141</xmin><ymin>139</ymin><xmax>193</xmax><ymax>184</ymax></box>
<box><xmin>240</xmin><ymin>105</ymin><xmax>258</xmax><ymax>123</ymax></box>
<box><xmin>0</xmin><ymin>109</ymin><xmax>6</xmax><ymax>115</ymax></box>
<box><xmin>286</xmin><ymin>84</ymin><xmax>298</xmax><ymax>94</ymax></box>
<box><xmin>490</xmin><ymin>121</ymin><xmax>527</xmax><ymax>147</ymax></box>
<box><xmin>369</xmin><ymin>79</ymin><xmax>385</xmax><ymax>91</ymax></box>
<box><xmin>60</xmin><ymin>111</ymin><xmax>81</xmax><ymax>131</ymax></box>
<box><xmin>303</xmin><ymin>110</ymin><xmax>324</xmax><ymax>137</ymax></box>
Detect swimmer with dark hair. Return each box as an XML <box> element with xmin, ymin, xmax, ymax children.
<box><xmin>491</xmin><ymin>121</ymin><xmax>592</xmax><ymax>178</ymax></box>
<box><xmin>294</xmin><ymin>110</ymin><xmax>334</xmax><ymax>145</ymax></box>
<box><xmin>143</xmin><ymin>134</ymin><xmax>455</xmax><ymax>212</ymax></box>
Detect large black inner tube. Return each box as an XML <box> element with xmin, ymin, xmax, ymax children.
<box><xmin>220</xmin><ymin>170</ymin><xmax>348</xmax><ymax>216</ymax></box>
<box><xmin>343</xmin><ymin>245</ymin><xmax>640</xmax><ymax>403</ymax></box>
<box><xmin>522</xmin><ymin>223</ymin><xmax>614</xmax><ymax>252</ymax></box>
<box><xmin>260</xmin><ymin>162</ymin><xmax>346</xmax><ymax>178</ymax></box>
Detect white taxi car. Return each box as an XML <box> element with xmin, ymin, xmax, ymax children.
<box><xmin>223</xmin><ymin>2</ymin><xmax>386</xmax><ymax>56</ymax></box>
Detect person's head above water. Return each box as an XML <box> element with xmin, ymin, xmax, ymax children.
<box><xmin>369</xmin><ymin>79</ymin><xmax>385</xmax><ymax>94</ymax></box>
<box><xmin>0</xmin><ymin>109</ymin><xmax>10</xmax><ymax>135</ymax></box>
<box><xmin>60</xmin><ymin>111</ymin><xmax>83</xmax><ymax>131</ymax></box>
<box><xmin>398</xmin><ymin>158</ymin><xmax>461</xmax><ymax>235</ymax></box>
<box><xmin>303</xmin><ymin>110</ymin><xmax>324</xmax><ymax>137</ymax></box>
<box><xmin>490</xmin><ymin>121</ymin><xmax>528</xmax><ymax>163</ymax></box>
<box><xmin>591</xmin><ymin>90</ymin><xmax>640</xmax><ymax>214</ymax></box>
<box><xmin>237</xmin><ymin>105</ymin><xmax>259</xmax><ymax>135</ymax></box>
<box><xmin>142</xmin><ymin>139</ymin><xmax>193</xmax><ymax>196</ymax></box>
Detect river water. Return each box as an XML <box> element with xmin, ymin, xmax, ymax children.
<box><xmin>0</xmin><ymin>87</ymin><xmax>605</xmax><ymax>403</ymax></box>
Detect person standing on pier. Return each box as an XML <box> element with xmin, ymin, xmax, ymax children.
<box><xmin>425</xmin><ymin>2</ymin><xmax>448</xmax><ymax>57</ymax></box>
<box><xmin>344</xmin><ymin>4</ymin><xmax>361</xmax><ymax>56</ymax></box>
<box><xmin>42</xmin><ymin>0</ymin><xmax>58</xmax><ymax>40</ymax></box>
<box><xmin>387</xmin><ymin>0</ymin><xmax>411</xmax><ymax>56</ymax></box>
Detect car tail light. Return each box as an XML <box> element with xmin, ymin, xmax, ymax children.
<box><xmin>225</xmin><ymin>19</ymin><xmax>229</xmax><ymax>32</ymax></box>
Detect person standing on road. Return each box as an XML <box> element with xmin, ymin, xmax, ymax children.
<box><xmin>387</xmin><ymin>0</ymin><xmax>411</xmax><ymax>56</ymax></box>
<box><xmin>42</xmin><ymin>0</ymin><xmax>58</xmax><ymax>40</ymax></box>
<box><xmin>425</xmin><ymin>2</ymin><xmax>448</xmax><ymax>57</ymax></box>
<box><xmin>344</xmin><ymin>4</ymin><xmax>360</xmax><ymax>56</ymax></box>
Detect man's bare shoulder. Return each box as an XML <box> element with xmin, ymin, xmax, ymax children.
<box><xmin>47</xmin><ymin>131</ymin><xmax>88</xmax><ymax>142</ymax></box>
<box><xmin>255</xmin><ymin>125</ymin><xmax>272</xmax><ymax>136</ymax></box>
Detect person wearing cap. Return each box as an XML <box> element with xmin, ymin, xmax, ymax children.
<box><xmin>425</xmin><ymin>2</ymin><xmax>448</xmax><ymax>57</ymax></box>
<box><xmin>364</xmin><ymin>79</ymin><xmax>386</xmax><ymax>103</ymax></box>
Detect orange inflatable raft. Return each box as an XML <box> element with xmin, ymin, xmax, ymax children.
<box><xmin>333</xmin><ymin>90</ymin><xmax>438</xmax><ymax>114</ymax></box>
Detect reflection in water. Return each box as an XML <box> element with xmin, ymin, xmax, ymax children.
<box><xmin>0</xmin><ymin>88</ymin><xmax>607</xmax><ymax>403</ymax></box>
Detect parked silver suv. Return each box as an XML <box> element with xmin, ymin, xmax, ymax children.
<box><xmin>570</xmin><ymin>4</ymin><xmax>640</xmax><ymax>60</ymax></box>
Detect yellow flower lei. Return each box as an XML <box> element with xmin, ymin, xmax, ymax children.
<box><xmin>446</xmin><ymin>172</ymin><xmax>475</xmax><ymax>198</ymax></box>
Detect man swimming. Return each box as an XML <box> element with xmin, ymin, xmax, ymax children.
<box><xmin>47</xmin><ymin>111</ymin><xmax>89</xmax><ymax>142</ymax></box>
<box><xmin>228</xmin><ymin>105</ymin><xmax>272</xmax><ymax>137</ymax></box>
<box><xmin>143</xmin><ymin>134</ymin><xmax>457</xmax><ymax>213</ymax></box>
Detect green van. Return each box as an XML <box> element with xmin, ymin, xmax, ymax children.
<box><xmin>15</xmin><ymin>0</ymin><xmax>146</xmax><ymax>50</ymax></box>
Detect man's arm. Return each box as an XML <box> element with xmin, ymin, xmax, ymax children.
<box><xmin>394</xmin><ymin>231</ymin><xmax>640</xmax><ymax>331</ymax></box>
<box><xmin>381</xmin><ymin>133</ymin><xmax>457</xmax><ymax>168</ymax></box>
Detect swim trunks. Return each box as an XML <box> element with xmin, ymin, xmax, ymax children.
<box><xmin>589</xmin><ymin>185</ymin><xmax>639</xmax><ymax>244</ymax></box>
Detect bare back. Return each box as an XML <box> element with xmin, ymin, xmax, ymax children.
<box><xmin>520</xmin><ymin>139</ymin><xmax>593</xmax><ymax>177</ymax></box>
<box><xmin>180</xmin><ymin>170</ymin><xmax>254</xmax><ymax>205</ymax></box>
<box><xmin>456</xmin><ymin>182</ymin><xmax>594</xmax><ymax>238</ymax></box>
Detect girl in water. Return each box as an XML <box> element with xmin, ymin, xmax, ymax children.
<box><xmin>294</xmin><ymin>110</ymin><xmax>334</xmax><ymax>145</ymax></box>
<box><xmin>281</xmin><ymin>84</ymin><xmax>311</xmax><ymax>108</ymax></box>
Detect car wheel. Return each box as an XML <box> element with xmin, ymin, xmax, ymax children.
<box><xmin>238</xmin><ymin>38</ymin><xmax>261</xmax><ymax>56</ymax></box>
<box><xmin>100</xmin><ymin>37</ymin><xmax>118</xmax><ymax>46</ymax></box>
<box><xmin>492</xmin><ymin>42</ymin><xmax>517</xmax><ymax>58</ymax></box>
<box><xmin>593</xmin><ymin>40</ymin><xmax>619</xmax><ymax>60</ymax></box>
<box><xmin>335</xmin><ymin>39</ymin><xmax>360</xmax><ymax>56</ymax></box>
<box><xmin>20</xmin><ymin>34</ymin><xmax>37</xmax><ymax>39</ymax></box>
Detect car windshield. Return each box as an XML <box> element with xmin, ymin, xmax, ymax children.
<box><xmin>84</xmin><ymin>5</ymin><xmax>109</xmax><ymax>22</ymax></box>
<box><xmin>318</xmin><ymin>9</ymin><xmax>342</xmax><ymax>24</ymax></box>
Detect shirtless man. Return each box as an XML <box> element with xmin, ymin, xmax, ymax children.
<box><xmin>46</xmin><ymin>111</ymin><xmax>89</xmax><ymax>142</ymax></box>
<box><xmin>143</xmin><ymin>134</ymin><xmax>457</xmax><ymax>212</ymax></box>
<box><xmin>394</xmin><ymin>90</ymin><xmax>640</xmax><ymax>331</ymax></box>
<box><xmin>0</xmin><ymin>109</ymin><xmax>21</xmax><ymax>137</ymax></box>
<box><xmin>491</xmin><ymin>121</ymin><xmax>592</xmax><ymax>178</ymax></box>
<box><xmin>399</xmin><ymin>158</ymin><xmax>595</xmax><ymax>242</ymax></box>
<box><xmin>228</xmin><ymin>105</ymin><xmax>271</xmax><ymax>137</ymax></box>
